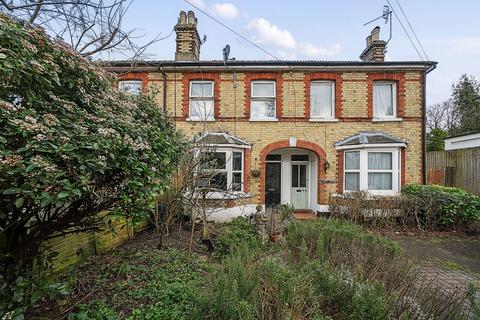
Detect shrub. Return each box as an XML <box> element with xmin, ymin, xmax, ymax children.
<box><xmin>212</xmin><ymin>217</ymin><xmax>260</xmax><ymax>258</ymax></box>
<box><xmin>402</xmin><ymin>184</ymin><xmax>480</xmax><ymax>227</ymax></box>
<box><xmin>0</xmin><ymin>13</ymin><xmax>183</xmax><ymax>316</ymax></box>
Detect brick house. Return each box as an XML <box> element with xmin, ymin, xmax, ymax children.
<box><xmin>106</xmin><ymin>11</ymin><xmax>436</xmax><ymax>218</ymax></box>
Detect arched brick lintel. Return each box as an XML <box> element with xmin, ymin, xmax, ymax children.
<box><xmin>258</xmin><ymin>140</ymin><xmax>328</xmax><ymax>206</ymax></box>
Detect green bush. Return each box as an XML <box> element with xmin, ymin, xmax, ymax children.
<box><xmin>402</xmin><ymin>184</ymin><xmax>480</xmax><ymax>227</ymax></box>
<box><xmin>212</xmin><ymin>217</ymin><xmax>260</xmax><ymax>258</ymax></box>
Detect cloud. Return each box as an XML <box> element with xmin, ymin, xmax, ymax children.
<box><xmin>187</xmin><ymin>0</ymin><xmax>205</xmax><ymax>9</ymax></box>
<box><xmin>247</xmin><ymin>17</ymin><xmax>341</xmax><ymax>59</ymax></box>
<box><xmin>247</xmin><ymin>18</ymin><xmax>296</xmax><ymax>50</ymax></box>
<box><xmin>212</xmin><ymin>3</ymin><xmax>239</xmax><ymax>19</ymax></box>
<box><xmin>299</xmin><ymin>42</ymin><xmax>341</xmax><ymax>58</ymax></box>
<box><xmin>430</xmin><ymin>37</ymin><xmax>480</xmax><ymax>49</ymax></box>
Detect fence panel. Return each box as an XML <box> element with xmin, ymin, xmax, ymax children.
<box><xmin>426</xmin><ymin>147</ymin><xmax>480</xmax><ymax>194</ymax></box>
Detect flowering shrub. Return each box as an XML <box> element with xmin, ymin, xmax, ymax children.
<box><xmin>0</xmin><ymin>13</ymin><xmax>183</xmax><ymax>271</ymax></box>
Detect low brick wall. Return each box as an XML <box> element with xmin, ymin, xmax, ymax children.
<box><xmin>43</xmin><ymin>214</ymin><xmax>148</xmax><ymax>272</ymax></box>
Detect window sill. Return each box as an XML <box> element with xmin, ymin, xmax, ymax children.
<box><xmin>249</xmin><ymin>118</ymin><xmax>278</xmax><ymax>122</ymax></box>
<box><xmin>186</xmin><ymin>118</ymin><xmax>215</xmax><ymax>122</ymax></box>
<box><xmin>205</xmin><ymin>191</ymin><xmax>253</xmax><ymax>200</ymax></box>
<box><xmin>336</xmin><ymin>191</ymin><xmax>400</xmax><ymax>198</ymax></box>
<box><xmin>309</xmin><ymin>118</ymin><xmax>339</xmax><ymax>123</ymax></box>
<box><xmin>372</xmin><ymin>117</ymin><xmax>403</xmax><ymax>122</ymax></box>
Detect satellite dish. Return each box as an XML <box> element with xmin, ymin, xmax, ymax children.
<box><xmin>223</xmin><ymin>44</ymin><xmax>230</xmax><ymax>62</ymax></box>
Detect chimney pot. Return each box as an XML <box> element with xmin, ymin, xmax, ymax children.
<box><xmin>179</xmin><ymin>11</ymin><xmax>187</xmax><ymax>24</ymax></box>
<box><xmin>366</xmin><ymin>35</ymin><xmax>372</xmax><ymax>47</ymax></box>
<box><xmin>371</xmin><ymin>26</ymin><xmax>380</xmax><ymax>42</ymax></box>
<box><xmin>187</xmin><ymin>11</ymin><xmax>196</xmax><ymax>25</ymax></box>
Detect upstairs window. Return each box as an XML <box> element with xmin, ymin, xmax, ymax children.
<box><xmin>250</xmin><ymin>81</ymin><xmax>276</xmax><ymax>120</ymax></box>
<box><xmin>189</xmin><ymin>81</ymin><xmax>214</xmax><ymax>121</ymax></box>
<box><xmin>373</xmin><ymin>82</ymin><xmax>396</xmax><ymax>118</ymax></box>
<box><xmin>118</xmin><ymin>80</ymin><xmax>142</xmax><ymax>95</ymax></box>
<box><xmin>310</xmin><ymin>81</ymin><xmax>335</xmax><ymax>118</ymax></box>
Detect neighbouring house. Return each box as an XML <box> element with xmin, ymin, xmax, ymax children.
<box><xmin>105</xmin><ymin>11</ymin><xmax>436</xmax><ymax>218</ymax></box>
<box><xmin>444</xmin><ymin>131</ymin><xmax>480</xmax><ymax>150</ymax></box>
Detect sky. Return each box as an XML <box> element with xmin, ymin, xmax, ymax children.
<box><xmin>117</xmin><ymin>0</ymin><xmax>480</xmax><ymax>106</ymax></box>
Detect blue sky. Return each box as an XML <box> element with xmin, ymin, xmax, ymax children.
<box><xmin>118</xmin><ymin>0</ymin><xmax>480</xmax><ymax>105</ymax></box>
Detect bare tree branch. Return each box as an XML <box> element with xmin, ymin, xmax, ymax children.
<box><xmin>0</xmin><ymin>0</ymin><xmax>164</xmax><ymax>59</ymax></box>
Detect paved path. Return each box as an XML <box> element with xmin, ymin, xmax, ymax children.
<box><xmin>393</xmin><ymin>235</ymin><xmax>480</xmax><ymax>318</ymax></box>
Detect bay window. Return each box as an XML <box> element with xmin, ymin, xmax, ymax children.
<box><xmin>118</xmin><ymin>80</ymin><xmax>142</xmax><ymax>95</ymax></box>
<box><xmin>310</xmin><ymin>81</ymin><xmax>335</xmax><ymax>119</ymax></box>
<box><xmin>189</xmin><ymin>81</ymin><xmax>214</xmax><ymax>121</ymax></box>
<box><xmin>373</xmin><ymin>81</ymin><xmax>396</xmax><ymax>118</ymax></box>
<box><xmin>250</xmin><ymin>81</ymin><xmax>276</xmax><ymax>120</ymax></box>
<box><xmin>205</xmin><ymin>148</ymin><xmax>244</xmax><ymax>192</ymax></box>
<box><xmin>344</xmin><ymin>148</ymin><xmax>400</xmax><ymax>195</ymax></box>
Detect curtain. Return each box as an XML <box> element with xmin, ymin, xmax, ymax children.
<box><xmin>191</xmin><ymin>82</ymin><xmax>213</xmax><ymax>97</ymax></box>
<box><xmin>345</xmin><ymin>151</ymin><xmax>360</xmax><ymax>170</ymax></box>
<box><xmin>345</xmin><ymin>173</ymin><xmax>360</xmax><ymax>191</ymax></box>
<box><xmin>310</xmin><ymin>82</ymin><xmax>333</xmax><ymax>117</ymax></box>
<box><xmin>368</xmin><ymin>173</ymin><xmax>392</xmax><ymax>190</ymax></box>
<box><xmin>252</xmin><ymin>82</ymin><xmax>275</xmax><ymax>97</ymax></box>
<box><xmin>373</xmin><ymin>84</ymin><xmax>393</xmax><ymax>117</ymax></box>
<box><xmin>368</xmin><ymin>152</ymin><xmax>393</xmax><ymax>190</ymax></box>
<box><xmin>368</xmin><ymin>152</ymin><xmax>392</xmax><ymax>170</ymax></box>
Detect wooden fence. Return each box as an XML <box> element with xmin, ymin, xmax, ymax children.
<box><xmin>426</xmin><ymin>147</ymin><xmax>480</xmax><ymax>195</ymax></box>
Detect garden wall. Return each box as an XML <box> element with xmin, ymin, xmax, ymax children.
<box><xmin>43</xmin><ymin>214</ymin><xmax>148</xmax><ymax>272</ymax></box>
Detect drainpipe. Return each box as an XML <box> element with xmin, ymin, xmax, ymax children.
<box><xmin>422</xmin><ymin>62</ymin><xmax>437</xmax><ymax>184</ymax></box>
<box><xmin>157</xmin><ymin>65</ymin><xmax>167</xmax><ymax>113</ymax></box>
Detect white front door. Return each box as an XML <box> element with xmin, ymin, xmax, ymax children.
<box><xmin>291</xmin><ymin>163</ymin><xmax>309</xmax><ymax>209</ymax></box>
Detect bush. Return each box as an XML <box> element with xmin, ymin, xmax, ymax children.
<box><xmin>0</xmin><ymin>13</ymin><xmax>183</xmax><ymax>317</ymax></box>
<box><xmin>402</xmin><ymin>184</ymin><xmax>480</xmax><ymax>227</ymax></box>
<box><xmin>212</xmin><ymin>217</ymin><xmax>260</xmax><ymax>258</ymax></box>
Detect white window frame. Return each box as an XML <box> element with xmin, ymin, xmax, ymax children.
<box><xmin>202</xmin><ymin>147</ymin><xmax>244</xmax><ymax>192</ymax></box>
<box><xmin>373</xmin><ymin>81</ymin><xmax>397</xmax><ymax>119</ymax></box>
<box><xmin>344</xmin><ymin>148</ymin><xmax>400</xmax><ymax>196</ymax></box>
<box><xmin>250</xmin><ymin>80</ymin><xmax>277</xmax><ymax>121</ymax></box>
<box><xmin>310</xmin><ymin>80</ymin><xmax>335</xmax><ymax>119</ymax></box>
<box><xmin>189</xmin><ymin>80</ymin><xmax>215</xmax><ymax>121</ymax></box>
<box><xmin>118</xmin><ymin>80</ymin><xmax>142</xmax><ymax>95</ymax></box>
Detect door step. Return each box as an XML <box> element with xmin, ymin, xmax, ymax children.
<box><xmin>293</xmin><ymin>210</ymin><xmax>317</xmax><ymax>220</ymax></box>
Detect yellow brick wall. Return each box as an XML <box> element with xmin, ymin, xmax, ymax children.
<box><xmin>219</xmin><ymin>72</ymin><xmax>245</xmax><ymax>118</ymax></box>
<box><xmin>42</xmin><ymin>214</ymin><xmax>147</xmax><ymax>272</ymax></box>
<box><xmin>341</xmin><ymin>81</ymin><xmax>368</xmax><ymax>118</ymax></box>
<box><xmin>142</xmin><ymin>70</ymin><xmax>424</xmax><ymax>205</ymax></box>
<box><xmin>282</xmin><ymin>72</ymin><xmax>305</xmax><ymax>118</ymax></box>
<box><xmin>175</xmin><ymin>120</ymin><xmax>423</xmax><ymax>204</ymax></box>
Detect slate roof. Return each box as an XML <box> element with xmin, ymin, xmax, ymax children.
<box><xmin>335</xmin><ymin>132</ymin><xmax>406</xmax><ymax>147</ymax></box>
<box><xmin>195</xmin><ymin>132</ymin><xmax>251</xmax><ymax>146</ymax></box>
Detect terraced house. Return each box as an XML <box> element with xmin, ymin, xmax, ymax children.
<box><xmin>106</xmin><ymin>11</ymin><xmax>436</xmax><ymax>217</ymax></box>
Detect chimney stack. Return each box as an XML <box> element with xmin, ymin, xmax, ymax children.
<box><xmin>174</xmin><ymin>11</ymin><xmax>201</xmax><ymax>61</ymax></box>
<box><xmin>360</xmin><ymin>26</ymin><xmax>386</xmax><ymax>62</ymax></box>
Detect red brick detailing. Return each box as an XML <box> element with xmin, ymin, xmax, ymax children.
<box><xmin>304</xmin><ymin>72</ymin><xmax>343</xmax><ymax>119</ymax></box>
<box><xmin>181</xmin><ymin>73</ymin><xmax>221</xmax><ymax>120</ymax></box>
<box><xmin>258</xmin><ymin>140</ymin><xmax>328</xmax><ymax>205</ymax></box>
<box><xmin>243</xmin><ymin>148</ymin><xmax>251</xmax><ymax>192</ymax></box>
<box><xmin>336</xmin><ymin>150</ymin><xmax>344</xmax><ymax>194</ymax></box>
<box><xmin>118</xmin><ymin>72</ymin><xmax>149</xmax><ymax>94</ymax></box>
<box><xmin>401</xmin><ymin>148</ymin><xmax>406</xmax><ymax>187</ymax></box>
<box><xmin>245</xmin><ymin>73</ymin><xmax>283</xmax><ymax>119</ymax></box>
<box><xmin>367</xmin><ymin>72</ymin><xmax>406</xmax><ymax>119</ymax></box>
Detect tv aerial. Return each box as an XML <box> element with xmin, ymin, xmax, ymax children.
<box><xmin>363</xmin><ymin>5</ymin><xmax>393</xmax><ymax>44</ymax></box>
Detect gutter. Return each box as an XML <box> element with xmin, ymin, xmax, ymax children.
<box><xmin>422</xmin><ymin>62</ymin><xmax>438</xmax><ymax>184</ymax></box>
<box><xmin>157</xmin><ymin>65</ymin><xmax>167</xmax><ymax>113</ymax></box>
